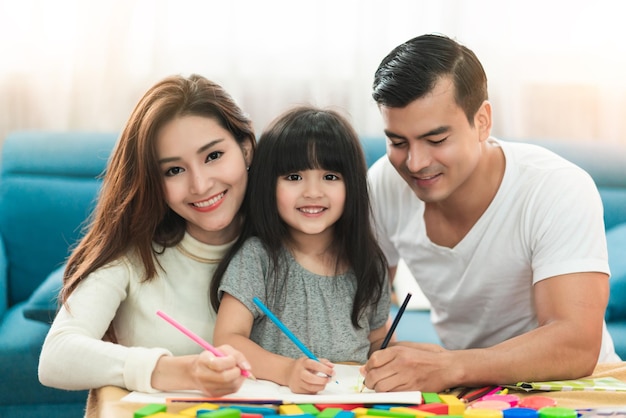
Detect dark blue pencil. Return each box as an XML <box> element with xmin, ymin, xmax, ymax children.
<box><xmin>381</xmin><ymin>292</ymin><xmax>412</xmax><ymax>349</ymax></box>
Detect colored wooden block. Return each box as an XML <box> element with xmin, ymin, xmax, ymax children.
<box><xmin>365</xmin><ymin>408</ymin><xmax>418</xmax><ymax>418</ymax></box>
<box><xmin>240</xmin><ymin>414</ymin><xmax>265</xmax><ymax>418</ymax></box>
<box><xmin>389</xmin><ymin>407</ymin><xmax>435</xmax><ymax>417</ymax></box>
<box><xmin>421</xmin><ymin>393</ymin><xmax>442</xmax><ymax>404</ymax></box>
<box><xmin>318</xmin><ymin>408</ymin><xmax>345</xmax><ymax>418</ymax></box>
<box><xmin>415</xmin><ymin>403</ymin><xmax>449</xmax><ymax>415</ymax></box>
<box><xmin>134</xmin><ymin>403</ymin><xmax>167</xmax><ymax>418</ymax></box>
<box><xmin>316</xmin><ymin>405</ymin><xmax>364</xmax><ymax>411</ymax></box>
<box><xmin>336</xmin><ymin>412</ymin><xmax>356</xmax><ymax>418</ymax></box>
<box><xmin>179</xmin><ymin>403</ymin><xmax>220</xmax><ymax>417</ymax></box>
<box><xmin>145</xmin><ymin>414</ymin><xmax>187</xmax><ymax>418</ymax></box>
<box><xmin>352</xmin><ymin>408</ymin><xmax>369</xmax><ymax>416</ymax></box>
<box><xmin>371</xmin><ymin>406</ymin><xmax>393</xmax><ymax>411</ymax></box>
<box><xmin>438</xmin><ymin>394</ymin><xmax>466</xmax><ymax>415</ymax></box>
<box><xmin>197</xmin><ymin>408</ymin><xmax>242</xmax><ymax>418</ymax></box>
<box><xmin>280</xmin><ymin>405</ymin><xmax>305</xmax><ymax>415</ymax></box>
<box><xmin>298</xmin><ymin>404</ymin><xmax>321</xmax><ymax>416</ymax></box>
<box><xmin>231</xmin><ymin>406</ymin><xmax>279</xmax><ymax>415</ymax></box>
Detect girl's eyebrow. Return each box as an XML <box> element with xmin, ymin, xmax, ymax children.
<box><xmin>158</xmin><ymin>138</ymin><xmax>225</xmax><ymax>164</ymax></box>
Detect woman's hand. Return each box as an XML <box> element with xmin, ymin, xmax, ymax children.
<box><xmin>152</xmin><ymin>345</ymin><xmax>252</xmax><ymax>397</ymax></box>
<box><xmin>190</xmin><ymin>345</ymin><xmax>251</xmax><ymax>396</ymax></box>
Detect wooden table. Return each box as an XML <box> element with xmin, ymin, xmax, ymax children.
<box><xmin>86</xmin><ymin>363</ymin><xmax>626</xmax><ymax>418</ymax></box>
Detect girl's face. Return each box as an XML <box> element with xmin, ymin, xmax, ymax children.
<box><xmin>157</xmin><ymin>115</ymin><xmax>252</xmax><ymax>245</ymax></box>
<box><xmin>276</xmin><ymin>168</ymin><xmax>345</xmax><ymax>243</ymax></box>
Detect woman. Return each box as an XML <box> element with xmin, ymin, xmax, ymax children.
<box><xmin>38</xmin><ymin>74</ymin><xmax>255</xmax><ymax>397</ymax></box>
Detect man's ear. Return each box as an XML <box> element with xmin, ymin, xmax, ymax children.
<box><xmin>475</xmin><ymin>100</ymin><xmax>492</xmax><ymax>141</ymax></box>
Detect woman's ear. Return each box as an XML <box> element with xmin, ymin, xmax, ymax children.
<box><xmin>475</xmin><ymin>100</ymin><xmax>492</xmax><ymax>142</ymax></box>
<box><xmin>241</xmin><ymin>138</ymin><xmax>254</xmax><ymax>167</ymax></box>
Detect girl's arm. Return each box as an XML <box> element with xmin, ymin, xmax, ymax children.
<box><xmin>214</xmin><ymin>293</ymin><xmax>333</xmax><ymax>394</ymax></box>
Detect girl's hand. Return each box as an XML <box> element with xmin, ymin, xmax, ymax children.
<box><xmin>190</xmin><ymin>345</ymin><xmax>251</xmax><ymax>396</ymax></box>
<box><xmin>286</xmin><ymin>357</ymin><xmax>334</xmax><ymax>394</ymax></box>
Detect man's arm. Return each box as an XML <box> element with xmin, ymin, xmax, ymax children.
<box><xmin>362</xmin><ymin>272</ymin><xmax>609</xmax><ymax>392</ymax></box>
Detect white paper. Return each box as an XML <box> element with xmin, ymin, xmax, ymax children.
<box><xmin>122</xmin><ymin>364</ymin><xmax>422</xmax><ymax>404</ymax></box>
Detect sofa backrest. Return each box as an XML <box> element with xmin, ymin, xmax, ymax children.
<box><xmin>0</xmin><ymin>132</ymin><xmax>117</xmax><ymax>307</ymax></box>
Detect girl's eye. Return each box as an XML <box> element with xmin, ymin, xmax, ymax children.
<box><xmin>285</xmin><ymin>173</ymin><xmax>301</xmax><ymax>181</ymax></box>
<box><xmin>324</xmin><ymin>173</ymin><xmax>340</xmax><ymax>181</ymax></box>
<box><xmin>165</xmin><ymin>166</ymin><xmax>184</xmax><ymax>177</ymax></box>
<box><xmin>206</xmin><ymin>151</ymin><xmax>223</xmax><ymax>162</ymax></box>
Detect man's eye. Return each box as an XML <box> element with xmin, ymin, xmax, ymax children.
<box><xmin>165</xmin><ymin>167</ymin><xmax>184</xmax><ymax>177</ymax></box>
<box><xmin>389</xmin><ymin>141</ymin><xmax>407</xmax><ymax>148</ymax></box>
<box><xmin>429</xmin><ymin>137</ymin><xmax>448</xmax><ymax>145</ymax></box>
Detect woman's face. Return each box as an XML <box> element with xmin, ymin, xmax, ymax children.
<box><xmin>156</xmin><ymin>115</ymin><xmax>252</xmax><ymax>245</ymax></box>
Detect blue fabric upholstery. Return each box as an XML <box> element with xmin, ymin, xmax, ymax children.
<box><xmin>0</xmin><ymin>132</ymin><xmax>117</xmax><ymax>418</ymax></box>
<box><xmin>606</xmin><ymin>224</ymin><xmax>626</xmax><ymax>321</ymax></box>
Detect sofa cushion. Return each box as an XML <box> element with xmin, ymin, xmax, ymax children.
<box><xmin>23</xmin><ymin>265</ymin><xmax>64</xmax><ymax>323</ymax></box>
<box><xmin>606</xmin><ymin>223</ymin><xmax>626</xmax><ymax>322</ymax></box>
<box><xmin>0</xmin><ymin>302</ymin><xmax>88</xmax><ymax>407</ymax></box>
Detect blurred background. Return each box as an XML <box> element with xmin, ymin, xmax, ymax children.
<box><xmin>1</xmin><ymin>0</ymin><xmax>625</xmax><ymax>145</ymax></box>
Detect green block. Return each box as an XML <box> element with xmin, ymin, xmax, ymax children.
<box><xmin>198</xmin><ymin>408</ymin><xmax>242</xmax><ymax>418</ymax></box>
<box><xmin>298</xmin><ymin>404</ymin><xmax>321</xmax><ymax>416</ymax></box>
<box><xmin>134</xmin><ymin>403</ymin><xmax>167</xmax><ymax>418</ymax></box>
<box><xmin>318</xmin><ymin>408</ymin><xmax>344</xmax><ymax>418</ymax></box>
<box><xmin>422</xmin><ymin>392</ymin><xmax>442</xmax><ymax>404</ymax></box>
<box><xmin>366</xmin><ymin>410</ymin><xmax>416</xmax><ymax>418</ymax></box>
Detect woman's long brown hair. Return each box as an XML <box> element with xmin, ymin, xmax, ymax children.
<box><xmin>60</xmin><ymin>75</ymin><xmax>255</xmax><ymax>315</ymax></box>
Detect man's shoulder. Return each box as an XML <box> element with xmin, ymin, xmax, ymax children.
<box><xmin>499</xmin><ymin>138</ymin><xmax>593</xmax><ymax>184</ymax></box>
<box><xmin>368</xmin><ymin>155</ymin><xmax>409</xmax><ymax>193</ymax></box>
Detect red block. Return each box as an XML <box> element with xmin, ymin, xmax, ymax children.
<box><xmin>413</xmin><ymin>403</ymin><xmax>449</xmax><ymax>414</ymax></box>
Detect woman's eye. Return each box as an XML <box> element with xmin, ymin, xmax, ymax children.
<box><xmin>285</xmin><ymin>173</ymin><xmax>301</xmax><ymax>181</ymax></box>
<box><xmin>206</xmin><ymin>151</ymin><xmax>223</xmax><ymax>162</ymax></box>
<box><xmin>165</xmin><ymin>167</ymin><xmax>184</xmax><ymax>177</ymax></box>
<box><xmin>324</xmin><ymin>173</ymin><xmax>340</xmax><ymax>181</ymax></box>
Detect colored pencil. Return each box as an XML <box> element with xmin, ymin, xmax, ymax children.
<box><xmin>156</xmin><ymin>310</ymin><xmax>255</xmax><ymax>379</ymax></box>
<box><xmin>252</xmin><ymin>297</ymin><xmax>319</xmax><ymax>361</ymax></box>
<box><xmin>460</xmin><ymin>385</ymin><xmax>499</xmax><ymax>403</ymax></box>
<box><xmin>252</xmin><ymin>297</ymin><xmax>337</xmax><ymax>382</ymax></box>
<box><xmin>381</xmin><ymin>292</ymin><xmax>412</xmax><ymax>349</ymax></box>
<box><xmin>358</xmin><ymin>293</ymin><xmax>413</xmax><ymax>394</ymax></box>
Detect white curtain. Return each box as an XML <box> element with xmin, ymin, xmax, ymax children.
<box><xmin>1</xmin><ymin>0</ymin><xmax>625</xmax><ymax>145</ymax></box>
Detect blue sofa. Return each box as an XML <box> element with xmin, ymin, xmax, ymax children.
<box><xmin>0</xmin><ymin>132</ymin><xmax>624</xmax><ymax>417</ymax></box>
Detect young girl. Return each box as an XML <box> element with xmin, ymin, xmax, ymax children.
<box><xmin>212</xmin><ymin>106</ymin><xmax>390</xmax><ymax>394</ymax></box>
<box><xmin>38</xmin><ymin>74</ymin><xmax>255</xmax><ymax>399</ymax></box>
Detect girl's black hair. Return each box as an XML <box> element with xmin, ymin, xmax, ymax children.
<box><xmin>211</xmin><ymin>106</ymin><xmax>387</xmax><ymax>327</ymax></box>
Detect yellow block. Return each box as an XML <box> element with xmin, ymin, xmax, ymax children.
<box><xmin>279</xmin><ymin>404</ymin><xmax>304</xmax><ymax>415</ymax></box>
<box><xmin>439</xmin><ymin>394</ymin><xmax>466</xmax><ymax>416</ymax></box>
<box><xmin>389</xmin><ymin>408</ymin><xmax>435</xmax><ymax>418</ymax></box>
<box><xmin>178</xmin><ymin>403</ymin><xmax>220</xmax><ymax>417</ymax></box>
<box><xmin>352</xmin><ymin>408</ymin><xmax>370</xmax><ymax>416</ymax></box>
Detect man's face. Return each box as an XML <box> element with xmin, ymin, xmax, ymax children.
<box><xmin>380</xmin><ymin>77</ymin><xmax>488</xmax><ymax>205</ymax></box>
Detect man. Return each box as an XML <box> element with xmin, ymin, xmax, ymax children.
<box><xmin>361</xmin><ymin>34</ymin><xmax>620</xmax><ymax>393</ymax></box>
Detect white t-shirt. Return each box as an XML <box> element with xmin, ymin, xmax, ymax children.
<box><xmin>39</xmin><ymin>232</ymin><xmax>233</xmax><ymax>392</ymax></box>
<box><xmin>368</xmin><ymin>138</ymin><xmax>620</xmax><ymax>363</ymax></box>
